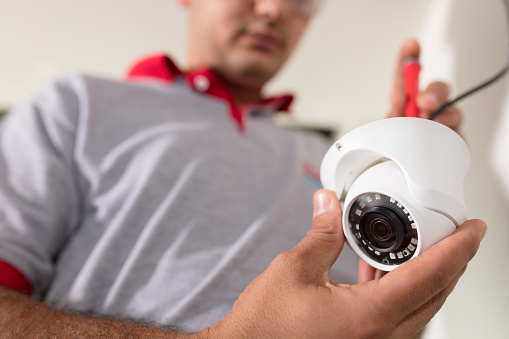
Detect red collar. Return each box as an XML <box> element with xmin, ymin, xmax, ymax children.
<box><xmin>126</xmin><ymin>54</ymin><xmax>294</xmax><ymax>132</ymax></box>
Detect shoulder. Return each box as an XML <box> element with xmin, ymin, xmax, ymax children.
<box><xmin>29</xmin><ymin>72</ymin><xmax>185</xmax><ymax>104</ymax></box>
<box><xmin>15</xmin><ymin>73</ymin><xmax>189</xmax><ymax>121</ymax></box>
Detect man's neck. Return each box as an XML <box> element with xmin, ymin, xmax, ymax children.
<box><xmin>223</xmin><ymin>79</ymin><xmax>264</xmax><ymax>107</ymax></box>
<box><xmin>212</xmin><ymin>70</ymin><xmax>265</xmax><ymax>107</ymax></box>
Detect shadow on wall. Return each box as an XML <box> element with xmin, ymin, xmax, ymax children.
<box><xmin>492</xmin><ymin>90</ymin><xmax>509</xmax><ymax>201</ymax></box>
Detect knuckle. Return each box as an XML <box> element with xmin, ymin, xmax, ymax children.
<box><xmin>271</xmin><ymin>249</ymin><xmax>306</xmax><ymax>280</ymax></box>
<box><xmin>427</xmin><ymin>294</ymin><xmax>446</xmax><ymax>321</ymax></box>
<box><xmin>309</xmin><ymin>217</ymin><xmax>341</xmax><ymax>237</ymax></box>
<box><xmin>272</xmin><ymin>250</ymin><xmax>296</xmax><ymax>269</ymax></box>
<box><xmin>415</xmin><ymin>306</ymin><xmax>438</xmax><ymax>332</ymax></box>
<box><xmin>425</xmin><ymin>81</ymin><xmax>451</xmax><ymax>102</ymax></box>
<box><xmin>429</xmin><ymin>269</ymin><xmax>449</xmax><ymax>294</ymax></box>
<box><xmin>431</xmin><ymin>81</ymin><xmax>451</xmax><ymax>93</ymax></box>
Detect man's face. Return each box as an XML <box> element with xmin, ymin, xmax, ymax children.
<box><xmin>184</xmin><ymin>0</ymin><xmax>315</xmax><ymax>87</ymax></box>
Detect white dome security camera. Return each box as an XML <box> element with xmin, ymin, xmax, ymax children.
<box><xmin>320</xmin><ymin>117</ymin><xmax>470</xmax><ymax>271</ymax></box>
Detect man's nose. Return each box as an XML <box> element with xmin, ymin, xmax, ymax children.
<box><xmin>253</xmin><ymin>0</ymin><xmax>291</xmax><ymax>21</ymax></box>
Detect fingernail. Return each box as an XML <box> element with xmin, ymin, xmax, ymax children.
<box><xmin>481</xmin><ymin>227</ymin><xmax>488</xmax><ymax>241</ymax></box>
<box><xmin>314</xmin><ymin>191</ymin><xmax>331</xmax><ymax>217</ymax></box>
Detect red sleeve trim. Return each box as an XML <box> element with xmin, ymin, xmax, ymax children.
<box><xmin>0</xmin><ymin>260</ymin><xmax>32</xmax><ymax>295</ymax></box>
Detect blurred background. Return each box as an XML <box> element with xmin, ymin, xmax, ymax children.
<box><xmin>1</xmin><ymin>0</ymin><xmax>508</xmax><ymax>338</ymax></box>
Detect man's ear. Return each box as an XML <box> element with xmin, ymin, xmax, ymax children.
<box><xmin>177</xmin><ymin>0</ymin><xmax>191</xmax><ymax>8</ymax></box>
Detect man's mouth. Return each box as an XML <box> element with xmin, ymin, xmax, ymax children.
<box><xmin>241</xmin><ymin>30</ymin><xmax>283</xmax><ymax>52</ymax></box>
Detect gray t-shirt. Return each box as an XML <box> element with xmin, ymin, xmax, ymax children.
<box><xmin>0</xmin><ymin>73</ymin><xmax>357</xmax><ymax>331</ymax></box>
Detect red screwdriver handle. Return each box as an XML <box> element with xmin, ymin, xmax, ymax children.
<box><xmin>403</xmin><ymin>57</ymin><xmax>421</xmax><ymax>118</ymax></box>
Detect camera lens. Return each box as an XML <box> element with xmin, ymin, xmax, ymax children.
<box><xmin>360</xmin><ymin>206</ymin><xmax>405</xmax><ymax>253</ymax></box>
<box><xmin>348</xmin><ymin>193</ymin><xmax>419</xmax><ymax>266</ymax></box>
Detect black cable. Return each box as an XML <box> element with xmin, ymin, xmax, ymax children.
<box><xmin>428</xmin><ymin>62</ymin><xmax>509</xmax><ymax>120</ymax></box>
<box><xmin>429</xmin><ymin>0</ymin><xmax>509</xmax><ymax>121</ymax></box>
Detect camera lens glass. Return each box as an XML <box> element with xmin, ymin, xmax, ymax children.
<box><xmin>348</xmin><ymin>193</ymin><xmax>419</xmax><ymax>266</ymax></box>
<box><xmin>360</xmin><ymin>207</ymin><xmax>405</xmax><ymax>253</ymax></box>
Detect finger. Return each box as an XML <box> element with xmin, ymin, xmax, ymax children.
<box><xmin>428</xmin><ymin>106</ymin><xmax>462</xmax><ymax>132</ymax></box>
<box><xmin>389</xmin><ymin>91</ymin><xmax>406</xmax><ymax>118</ymax></box>
<box><xmin>358</xmin><ymin>259</ymin><xmax>377</xmax><ymax>283</ymax></box>
<box><xmin>373</xmin><ymin>219</ymin><xmax>486</xmax><ymax>322</ymax></box>
<box><xmin>393</xmin><ymin>264</ymin><xmax>467</xmax><ymax>338</ymax></box>
<box><xmin>358</xmin><ymin>259</ymin><xmax>388</xmax><ymax>283</ymax></box>
<box><xmin>417</xmin><ymin>82</ymin><xmax>462</xmax><ymax>132</ymax></box>
<box><xmin>389</xmin><ymin>39</ymin><xmax>421</xmax><ymax>117</ymax></box>
<box><xmin>292</xmin><ymin>189</ymin><xmax>345</xmax><ymax>281</ymax></box>
<box><xmin>416</xmin><ymin>81</ymin><xmax>451</xmax><ymax>115</ymax></box>
<box><xmin>374</xmin><ymin>269</ymin><xmax>388</xmax><ymax>280</ymax></box>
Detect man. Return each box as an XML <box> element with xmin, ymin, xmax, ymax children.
<box><xmin>0</xmin><ymin>0</ymin><xmax>485</xmax><ymax>337</ymax></box>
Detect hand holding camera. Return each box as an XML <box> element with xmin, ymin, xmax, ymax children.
<box><xmin>207</xmin><ymin>190</ymin><xmax>486</xmax><ymax>339</ymax></box>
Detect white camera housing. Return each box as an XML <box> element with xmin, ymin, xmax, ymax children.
<box><xmin>320</xmin><ymin>118</ymin><xmax>469</xmax><ymax>271</ymax></box>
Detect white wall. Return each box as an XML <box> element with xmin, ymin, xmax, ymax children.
<box><xmin>0</xmin><ymin>0</ymin><xmax>188</xmax><ymax>107</ymax></box>
<box><xmin>418</xmin><ymin>1</ymin><xmax>509</xmax><ymax>339</ymax></box>
<box><xmin>1</xmin><ymin>1</ymin><xmax>508</xmax><ymax>338</ymax></box>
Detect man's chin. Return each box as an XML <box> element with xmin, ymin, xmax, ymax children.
<box><xmin>229</xmin><ymin>56</ymin><xmax>282</xmax><ymax>84</ymax></box>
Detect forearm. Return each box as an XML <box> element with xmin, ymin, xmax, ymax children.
<box><xmin>0</xmin><ymin>286</ymin><xmax>206</xmax><ymax>338</ymax></box>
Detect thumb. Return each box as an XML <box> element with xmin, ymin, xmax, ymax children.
<box><xmin>292</xmin><ymin>189</ymin><xmax>345</xmax><ymax>280</ymax></box>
